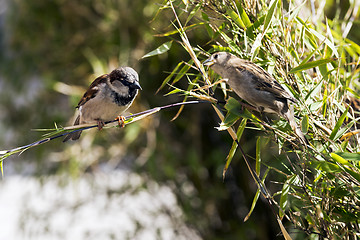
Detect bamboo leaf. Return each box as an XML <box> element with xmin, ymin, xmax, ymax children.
<box><xmin>307</xmin><ymin>28</ymin><xmax>339</xmax><ymax>58</ymax></box>
<box><xmin>216</xmin><ymin>26</ymin><xmax>242</xmax><ymax>55</ymax></box>
<box><xmin>217</xmin><ymin>112</ymin><xmax>240</xmax><ymax>131</ymax></box>
<box><xmin>288</xmin><ymin>1</ymin><xmax>306</xmax><ymax>22</ymax></box>
<box><xmin>244</xmin><ymin>168</ymin><xmax>269</xmax><ymax>222</ymax></box>
<box><xmin>289</xmin><ymin>58</ymin><xmax>336</xmax><ymax>74</ymax></box>
<box><xmin>164</xmin><ymin>88</ymin><xmax>182</xmax><ymax>96</ymax></box>
<box><xmin>255</xmin><ymin>137</ymin><xmax>261</xmax><ymax>174</ymax></box>
<box><xmin>223</xmin><ymin>119</ymin><xmax>247</xmax><ymax>179</ymax></box>
<box><xmin>301</xmin><ymin>115</ymin><xmax>309</xmax><ymax>134</ymax></box>
<box><xmin>277</xmin><ymin>218</ymin><xmax>293</xmax><ymax>240</ymax></box>
<box><xmin>224</xmin><ymin>97</ymin><xmax>243</xmax><ymax>115</ymax></box>
<box><xmin>171</xmin><ymin>60</ymin><xmax>193</xmax><ymax>85</ymax></box>
<box><xmin>314</xmin><ymin>161</ymin><xmax>341</xmax><ymax>173</ymax></box>
<box><xmin>330</xmin><ymin>107</ymin><xmax>349</xmax><ymax>140</ymax></box>
<box><xmin>142</xmin><ymin>41</ymin><xmax>173</xmax><ymax>59</ymax></box>
<box><xmin>0</xmin><ymin>161</ymin><xmax>3</xmax><ymax>177</ymax></box>
<box><xmin>226</xmin><ymin>8</ymin><xmax>246</xmax><ymax>29</ymax></box>
<box><xmin>334</xmin><ymin>152</ymin><xmax>360</xmax><ymax>161</ymax></box>
<box><xmin>331</xmin><ymin>153</ymin><xmax>350</xmax><ymax>166</ymax></box>
<box><xmin>244</xmin><ymin>189</ymin><xmax>260</xmax><ymax>222</ymax></box>
<box><xmin>185</xmin><ymin>2</ymin><xmax>201</xmax><ymax>25</ymax></box>
<box><xmin>155</xmin><ymin>23</ymin><xmax>206</xmax><ymax>37</ymax></box>
<box><xmin>157</xmin><ymin>61</ymin><xmax>183</xmax><ymax>93</ymax></box>
<box><xmin>279</xmin><ymin>175</ymin><xmax>296</xmax><ymax>218</ymax></box>
<box><xmin>236</xmin><ymin>2</ymin><xmax>252</xmax><ymax>28</ymax></box>
<box><xmin>263</xmin><ymin>0</ymin><xmax>278</xmax><ymax>34</ymax></box>
<box><xmin>343</xmin><ymin>167</ymin><xmax>360</xmax><ymax>183</ymax></box>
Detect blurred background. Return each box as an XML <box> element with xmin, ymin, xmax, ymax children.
<box><xmin>0</xmin><ymin>0</ymin><xmax>359</xmax><ymax>239</ymax></box>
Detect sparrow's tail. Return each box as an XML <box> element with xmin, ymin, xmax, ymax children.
<box><xmin>63</xmin><ymin>115</ymin><xmax>82</xmax><ymax>142</ymax></box>
<box><xmin>284</xmin><ymin>105</ymin><xmax>308</xmax><ymax>145</ymax></box>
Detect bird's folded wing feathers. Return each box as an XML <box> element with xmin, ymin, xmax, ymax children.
<box><xmin>235</xmin><ymin>62</ymin><xmax>297</xmax><ymax>103</ymax></box>
<box><xmin>76</xmin><ymin>74</ymin><xmax>108</xmax><ymax>108</ymax></box>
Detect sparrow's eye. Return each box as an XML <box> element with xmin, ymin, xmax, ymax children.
<box><xmin>214</xmin><ymin>54</ymin><xmax>219</xmax><ymax>60</ymax></box>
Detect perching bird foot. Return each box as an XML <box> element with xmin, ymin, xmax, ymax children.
<box><xmin>115</xmin><ymin>116</ymin><xmax>126</xmax><ymax>128</ymax></box>
<box><xmin>96</xmin><ymin>119</ymin><xmax>105</xmax><ymax>130</ymax></box>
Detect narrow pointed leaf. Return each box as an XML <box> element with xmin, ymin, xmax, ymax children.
<box><xmin>0</xmin><ymin>161</ymin><xmax>3</xmax><ymax>177</ymax></box>
<box><xmin>289</xmin><ymin>58</ymin><xmax>335</xmax><ymax>74</ymax></box>
<box><xmin>330</xmin><ymin>107</ymin><xmax>349</xmax><ymax>140</ymax></box>
<box><xmin>301</xmin><ymin>115</ymin><xmax>309</xmax><ymax>134</ymax></box>
<box><xmin>263</xmin><ymin>0</ymin><xmax>278</xmax><ymax>34</ymax></box>
<box><xmin>244</xmin><ymin>189</ymin><xmax>260</xmax><ymax>222</ymax></box>
<box><xmin>308</xmin><ymin>28</ymin><xmax>339</xmax><ymax>58</ymax></box>
<box><xmin>142</xmin><ymin>41</ymin><xmax>172</xmax><ymax>59</ymax></box>
<box><xmin>279</xmin><ymin>175</ymin><xmax>296</xmax><ymax>218</ymax></box>
<box><xmin>334</xmin><ymin>152</ymin><xmax>360</xmax><ymax>161</ymax></box>
<box><xmin>226</xmin><ymin>8</ymin><xmax>246</xmax><ymax>29</ymax></box>
<box><xmin>331</xmin><ymin>153</ymin><xmax>350</xmax><ymax>166</ymax></box>
<box><xmin>157</xmin><ymin>61</ymin><xmax>183</xmax><ymax>93</ymax></box>
<box><xmin>223</xmin><ymin>118</ymin><xmax>247</xmax><ymax>179</ymax></box>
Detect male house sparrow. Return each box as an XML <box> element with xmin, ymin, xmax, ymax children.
<box><xmin>203</xmin><ymin>52</ymin><xmax>307</xmax><ymax>144</ymax></box>
<box><xmin>63</xmin><ymin>67</ymin><xmax>141</xmax><ymax>142</ymax></box>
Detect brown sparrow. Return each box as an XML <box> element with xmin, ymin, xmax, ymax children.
<box><xmin>63</xmin><ymin>67</ymin><xmax>141</xmax><ymax>142</ymax></box>
<box><xmin>203</xmin><ymin>52</ymin><xmax>307</xmax><ymax>144</ymax></box>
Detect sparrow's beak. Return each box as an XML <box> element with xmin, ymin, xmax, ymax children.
<box><xmin>203</xmin><ymin>57</ymin><xmax>215</xmax><ymax>67</ymax></box>
<box><xmin>131</xmin><ymin>81</ymin><xmax>142</xmax><ymax>90</ymax></box>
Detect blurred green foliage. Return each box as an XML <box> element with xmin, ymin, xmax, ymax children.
<box><xmin>1</xmin><ymin>0</ymin><xmax>360</xmax><ymax>239</ymax></box>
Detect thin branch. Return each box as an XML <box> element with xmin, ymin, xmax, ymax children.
<box><xmin>0</xmin><ymin>100</ymin><xmax>209</xmax><ymax>157</ymax></box>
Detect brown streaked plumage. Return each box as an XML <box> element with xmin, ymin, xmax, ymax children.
<box><xmin>203</xmin><ymin>52</ymin><xmax>307</xmax><ymax>144</ymax></box>
<box><xmin>63</xmin><ymin>67</ymin><xmax>141</xmax><ymax>142</ymax></box>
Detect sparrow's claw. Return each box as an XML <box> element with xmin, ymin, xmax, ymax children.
<box><xmin>115</xmin><ymin>116</ymin><xmax>126</xmax><ymax>128</ymax></box>
<box><xmin>96</xmin><ymin>119</ymin><xmax>105</xmax><ymax>130</ymax></box>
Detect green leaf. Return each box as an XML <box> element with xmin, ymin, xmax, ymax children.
<box><xmin>307</xmin><ymin>28</ymin><xmax>339</xmax><ymax>58</ymax></box>
<box><xmin>244</xmin><ymin>189</ymin><xmax>260</xmax><ymax>222</ymax></box>
<box><xmin>334</xmin><ymin>152</ymin><xmax>360</xmax><ymax>161</ymax></box>
<box><xmin>314</xmin><ymin>161</ymin><xmax>341</xmax><ymax>173</ymax></box>
<box><xmin>236</xmin><ymin>2</ymin><xmax>252</xmax><ymax>28</ymax></box>
<box><xmin>165</xmin><ymin>88</ymin><xmax>182</xmax><ymax>96</ymax></box>
<box><xmin>343</xmin><ymin>167</ymin><xmax>360</xmax><ymax>183</ymax></box>
<box><xmin>216</xmin><ymin>26</ymin><xmax>242</xmax><ymax>55</ymax></box>
<box><xmin>185</xmin><ymin>2</ymin><xmax>201</xmax><ymax>25</ymax></box>
<box><xmin>250</xmin><ymin>33</ymin><xmax>263</xmax><ymax>61</ymax></box>
<box><xmin>301</xmin><ymin>115</ymin><xmax>309</xmax><ymax>134</ymax></box>
<box><xmin>331</xmin><ymin>153</ymin><xmax>350</xmax><ymax>166</ymax></box>
<box><xmin>157</xmin><ymin>61</ymin><xmax>183</xmax><ymax>93</ymax></box>
<box><xmin>226</xmin><ymin>8</ymin><xmax>246</xmax><ymax>29</ymax></box>
<box><xmin>288</xmin><ymin>1</ymin><xmax>306</xmax><ymax>22</ymax></box>
<box><xmin>255</xmin><ymin>137</ymin><xmax>261</xmax><ymax>174</ymax></box>
<box><xmin>217</xmin><ymin>112</ymin><xmax>240</xmax><ymax>131</ymax></box>
<box><xmin>224</xmin><ymin>97</ymin><xmax>243</xmax><ymax>115</ymax></box>
<box><xmin>155</xmin><ymin>23</ymin><xmax>206</xmax><ymax>37</ymax></box>
<box><xmin>263</xmin><ymin>0</ymin><xmax>278</xmax><ymax>34</ymax></box>
<box><xmin>289</xmin><ymin>58</ymin><xmax>335</xmax><ymax>74</ymax></box>
<box><xmin>171</xmin><ymin>60</ymin><xmax>193</xmax><ymax>85</ymax></box>
<box><xmin>0</xmin><ymin>161</ymin><xmax>3</xmax><ymax>177</ymax></box>
<box><xmin>305</xmin><ymin>79</ymin><xmax>323</xmax><ymax>102</ymax></box>
<box><xmin>223</xmin><ymin>119</ymin><xmax>247</xmax><ymax>179</ymax></box>
<box><xmin>244</xmin><ymin>168</ymin><xmax>269</xmax><ymax>222</ymax></box>
<box><xmin>142</xmin><ymin>41</ymin><xmax>172</xmax><ymax>59</ymax></box>
<box><xmin>279</xmin><ymin>175</ymin><xmax>296</xmax><ymax>218</ymax></box>
<box><xmin>330</xmin><ymin>107</ymin><xmax>349</xmax><ymax>140</ymax></box>
<box><xmin>224</xmin><ymin>97</ymin><xmax>255</xmax><ymax>119</ymax></box>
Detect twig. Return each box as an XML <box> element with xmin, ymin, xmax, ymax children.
<box><xmin>0</xmin><ymin>100</ymin><xmax>208</xmax><ymax>157</ymax></box>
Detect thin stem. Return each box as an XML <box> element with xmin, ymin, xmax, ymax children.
<box><xmin>0</xmin><ymin>100</ymin><xmax>209</xmax><ymax>157</ymax></box>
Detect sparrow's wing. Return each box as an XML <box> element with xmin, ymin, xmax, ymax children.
<box><xmin>76</xmin><ymin>74</ymin><xmax>108</xmax><ymax>108</ymax></box>
<box><xmin>235</xmin><ymin>60</ymin><xmax>297</xmax><ymax>103</ymax></box>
